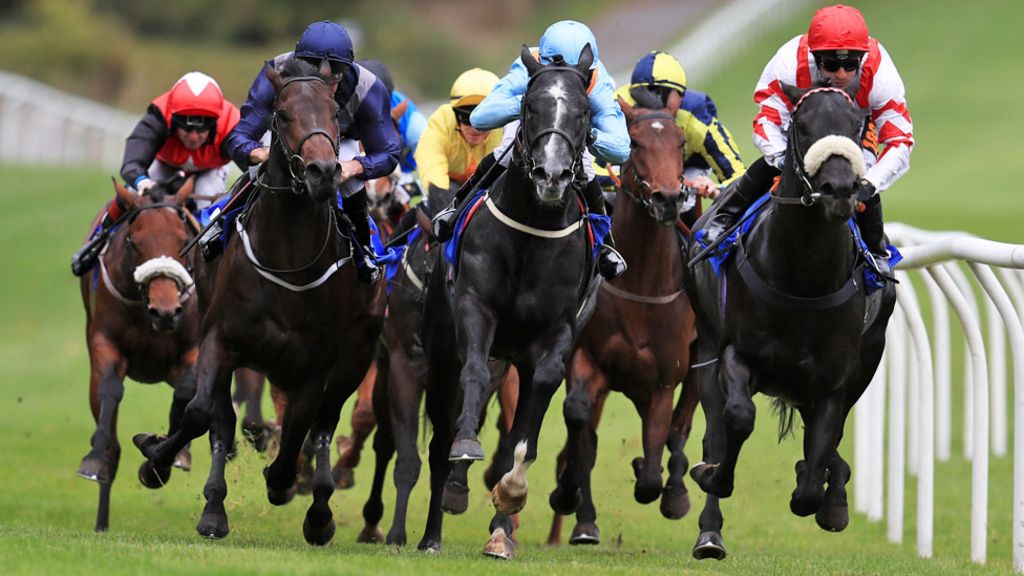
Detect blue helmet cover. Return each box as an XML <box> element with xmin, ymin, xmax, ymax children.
<box><xmin>538</xmin><ymin>20</ymin><xmax>598</xmax><ymax>68</ymax></box>
<box><xmin>295</xmin><ymin>20</ymin><xmax>354</xmax><ymax>64</ymax></box>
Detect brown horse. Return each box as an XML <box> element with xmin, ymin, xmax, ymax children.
<box><xmin>78</xmin><ymin>176</ymin><xmax>198</xmax><ymax>532</ymax></box>
<box><xmin>547</xmin><ymin>96</ymin><xmax>702</xmax><ymax>545</ymax></box>
<box><xmin>133</xmin><ymin>57</ymin><xmax>385</xmax><ymax>544</ymax></box>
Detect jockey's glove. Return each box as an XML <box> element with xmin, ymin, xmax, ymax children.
<box><xmin>854</xmin><ymin>178</ymin><xmax>876</xmax><ymax>202</ymax></box>
<box><xmin>135</xmin><ymin>177</ymin><xmax>155</xmax><ymax>194</ymax></box>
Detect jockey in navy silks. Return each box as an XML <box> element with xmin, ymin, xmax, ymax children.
<box><xmin>432</xmin><ymin>20</ymin><xmax>631</xmax><ymax>280</ymax></box>
<box><xmin>219</xmin><ymin>20</ymin><xmax>402</xmax><ymax>283</ymax></box>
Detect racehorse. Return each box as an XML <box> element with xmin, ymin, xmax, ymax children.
<box><xmin>547</xmin><ymin>95</ymin><xmax>702</xmax><ymax>545</ymax></box>
<box><xmin>427</xmin><ymin>45</ymin><xmax>601</xmax><ymax>559</ymax></box>
<box><xmin>78</xmin><ymin>175</ymin><xmax>198</xmax><ymax>532</ymax></box>
<box><xmin>132</xmin><ymin>57</ymin><xmax>386</xmax><ymax>544</ymax></box>
<box><xmin>684</xmin><ymin>79</ymin><xmax>897</xmax><ymax>559</ymax></box>
<box><xmin>356</xmin><ymin>186</ymin><xmax>519</xmax><ymax>551</ymax></box>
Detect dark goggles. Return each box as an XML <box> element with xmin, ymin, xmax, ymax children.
<box><xmin>453</xmin><ymin>107</ymin><xmax>474</xmax><ymax>126</ymax></box>
<box><xmin>815</xmin><ymin>53</ymin><xmax>863</xmax><ymax>73</ymax></box>
<box><xmin>299</xmin><ymin>56</ymin><xmax>348</xmax><ymax>81</ymax></box>
<box><xmin>173</xmin><ymin>115</ymin><xmax>214</xmax><ymax>133</ymax></box>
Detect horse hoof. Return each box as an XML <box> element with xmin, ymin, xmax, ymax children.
<box><xmin>689</xmin><ymin>462</ymin><xmax>732</xmax><ymax>498</ymax></box>
<box><xmin>418</xmin><ymin>539</ymin><xmax>441</xmax><ymax>553</ymax></box>
<box><xmin>548</xmin><ymin>487</ymin><xmax>582</xmax><ymax>515</ymax></box>
<box><xmin>449</xmin><ymin>437</ymin><xmax>485</xmax><ymax>461</ymax></box>
<box><xmin>132</xmin><ymin>433</ymin><xmax>167</xmax><ymax>459</ymax></box>
<box><xmin>241</xmin><ymin>420</ymin><xmax>276</xmax><ymax>453</ymax></box>
<box><xmin>569</xmin><ymin>522</ymin><xmax>600</xmax><ymax>545</ymax></box>
<box><xmin>692</xmin><ymin>531</ymin><xmax>727</xmax><ymax>560</ymax></box>
<box><xmin>331</xmin><ymin>464</ymin><xmax>355</xmax><ymax>490</ymax></box>
<box><xmin>790</xmin><ymin>490</ymin><xmax>823</xmax><ymax>517</ymax></box>
<box><xmin>481</xmin><ymin>528</ymin><xmax>515</xmax><ymax>560</ymax></box>
<box><xmin>196</xmin><ymin>512</ymin><xmax>229</xmax><ymax>539</ymax></box>
<box><xmin>137</xmin><ymin>460</ymin><xmax>172</xmax><ymax>489</ymax></box>
<box><xmin>815</xmin><ymin>504</ymin><xmax>850</xmax><ymax>532</ymax></box>
<box><xmin>660</xmin><ymin>483</ymin><xmax>691</xmax><ymax>519</ymax></box>
<box><xmin>441</xmin><ymin>480</ymin><xmax>470</xmax><ymax>515</ymax></box>
<box><xmin>356</xmin><ymin>525</ymin><xmax>384</xmax><ymax>544</ymax></box>
<box><xmin>303</xmin><ymin>515</ymin><xmax>336</xmax><ymax>546</ymax></box>
<box><xmin>267</xmin><ymin>484</ymin><xmax>296</xmax><ymax>506</ymax></box>
<box><xmin>77</xmin><ymin>457</ymin><xmax>109</xmax><ymax>483</ymax></box>
<box><xmin>173</xmin><ymin>448</ymin><xmax>192</xmax><ymax>471</ymax></box>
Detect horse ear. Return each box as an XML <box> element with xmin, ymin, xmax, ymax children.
<box><xmin>521</xmin><ymin>44</ymin><xmax>542</xmax><ymax>76</ymax></box>
<box><xmin>665</xmin><ymin>89</ymin><xmax>682</xmax><ymax>115</ymax></box>
<box><xmin>318</xmin><ymin>57</ymin><xmax>332</xmax><ymax>81</ymax></box>
<box><xmin>175</xmin><ymin>176</ymin><xmax>195</xmax><ymax>204</ymax></box>
<box><xmin>617</xmin><ymin>96</ymin><xmax>635</xmax><ymax>119</ymax></box>
<box><xmin>576</xmin><ymin>43</ymin><xmax>594</xmax><ymax>75</ymax></box>
<box><xmin>265</xmin><ymin>62</ymin><xmax>284</xmax><ymax>93</ymax></box>
<box><xmin>780</xmin><ymin>82</ymin><xmax>806</xmax><ymax>107</ymax></box>
<box><xmin>113</xmin><ymin>177</ymin><xmax>138</xmax><ymax>210</ymax></box>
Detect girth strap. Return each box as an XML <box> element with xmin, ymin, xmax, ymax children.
<box><xmin>733</xmin><ymin>236</ymin><xmax>862</xmax><ymax>310</ymax></box>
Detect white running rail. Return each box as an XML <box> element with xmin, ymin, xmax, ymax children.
<box><xmin>854</xmin><ymin>222</ymin><xmax>1024</xmax><ymax>571</ymax></box>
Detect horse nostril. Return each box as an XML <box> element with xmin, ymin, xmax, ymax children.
<box><xmin>820</xmin><ymin>182</ymin><xmax>834</xmax><ymax>196</ymax></box>
<box><xmin>173</xmin><ymin>306</ymin><xmax>183</xmax><ymax>322</ymax></box>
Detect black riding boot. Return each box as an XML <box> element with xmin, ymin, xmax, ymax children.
<box><xmin>199</xmin><ymin>172</ymin><xmax>253</xmax><ymax>261</ymax></box>
<box><xmin>856</xmin><ymin>193</ymin><xmax>893</xmax><ymax>277</ymax></box>
<box><xmin>432</xmin><ymin>152</ymin><xmax>505</xmax><ymax>241</ymax></box>
<box><xmin>71</xmin><ymin>199</ymin><xmax>124</xmax><ymax>276</ymax></box>
<box><xmin>344</xmin><ymin>188</ymin><xmax>381</xmax><ymax>284</ymax></box>
<box><xmin>582</xmin><ymin>177</ymin><xmax>626</xmax><ymax>280</ymax></box>
<box><xmin>703</xmin><ymin>157</ymin><xmax>779</xmax><ymax>244</ymax></box>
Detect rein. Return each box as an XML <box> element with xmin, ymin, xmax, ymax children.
<box><xmin>618</xmin><ymin>111</ymin><xmax>696</xmax><ymax>219</ymax></box>
<box><xmin>783</xmin><ymin>86</ymin><xmax>860</xmax><ymax>206</ymax></box>
<box><xmin>263</xmin><ymin>75</ymin><xmax>341</xmax><ymax>196</ymax></box>
<box><xmin>515</xmin><ymin>66</ymin><xmax>590</xmax><ymax>179</ymax></box>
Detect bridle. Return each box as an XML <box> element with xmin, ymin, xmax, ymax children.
<box><xmin>515</xmin><ymin>66</ymin><xmax>591</xmax><ymax>179</ymax></box>
<box><xmin>257</xmin><ymin>75</ymin><xmax>342</xmax><ymax>195</ymax></box>
<box><xmin>103</xmin><ymin>201</ymin><xmax>195</xmax><ymax>306</ymax></box>
<box><xmin>781</xmin><ymin>86</ymin><xmax>859</xmax><ymax>207</ymax></box>
<box><xmin>618</xmin><ymin>111</ymin><xmax>695</xmax><ymax>218</ymax></box>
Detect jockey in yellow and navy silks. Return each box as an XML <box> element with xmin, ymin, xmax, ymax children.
<box><xmin>432</xmin><ymin>20</ymin><xmax>631</xmax><ymax>280</ymax></box>
<box><xmin>616</xmin><ymin>51</ymin><xmax>746</xmax><ymax>204</ymax></box>
<box><xmin>221</xmin><ymin>20</ymin><xmax>402</xmax><ymax>283</ymax></box>
<box><xmin>70</xmin><ymin>71</ymin><xmax>241</xmax><ymax>277</ymax></box>
<box><xmin>703</xmin><ymin>5</ymin><xmax>914</xmax><ymax>274</ymax></box>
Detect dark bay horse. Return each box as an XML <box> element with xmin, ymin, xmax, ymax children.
<box><xmin>428</xmin><ymin>45</ymin><xmax>599</xmax><ymax>559</ymax></box>
<box><xmin>133</xmin><ymin>58</ymin><xmax>385</xmax><ymax>544</ymax></box>
<box><xmin>78</xmin><ymin>176</ymin><xmax>198</xmax><ymax>531</ymax></box>
<box><xmin>547</xmin><ymin>95</ymin><xmax>702</xmax><ymax>545</ymax></box>
<box><xmin>685</xmin><ymin>80</ymin><xmax>897</xmax><ymax>559</ymax></box>
<box><xmin>356</xmin><ymin>186</ymin><xmax>519</xmax><ymax>551</ymax></box>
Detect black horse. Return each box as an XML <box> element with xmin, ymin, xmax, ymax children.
<box><xmin>133</xmin><ymin>58</ymin><xmax>385</xmax><ymax>544</ymax></box>
<box><xmin>426</xmin><ymin>45</ymin><xmax>600</xmax><ymax>559</ymax></box>
<box><xmin>684</xmin><ymin>80</ymin><xmax>897</xmax><ymax>559</ymax></box>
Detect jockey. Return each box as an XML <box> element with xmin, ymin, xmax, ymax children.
<box><xmin>432</xmin><ymin>20</ymin><xmax>631</xmax><ymax>280</ymax></box>
<box><xmin>220</xmin><ymin>20</ymin><xmax>402</xmax><ymax>283</ymax></box>
<box><xmin>70</xmin><ymin>71</ymin><xmax>240</xmax><ymax>277</ymax></box>
<box><xmin>357</xmin><ymin>59</ymin><xmax>427</xmax><ymax>201</ymax></box>
<box><xmin>704</xmin><ymin>4</ymin><xmax>914</xmax><ymax>274</ymax></box>
<box><xmin>616</xmin><ymin>50</ymin><xmax>746</xmax><ymax>222</ymax></box>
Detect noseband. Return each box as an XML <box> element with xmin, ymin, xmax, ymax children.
<box><xmin>260</xmin><ymin>75</ymin><xmax>341</xmax><ymax>195</ymax></box>
<box><xmin>515</xmin><ymin>66</ymin><xmax>591</xmax><ymax>178</ymax></box>
<box><xmin>619</xmin><ymin>111</ymin><xmax>695</xmax><ymax>218</ymax></box>
<box><xmin>782</xmin><ymin>86</ymin><xmax>858</xmax><ymax>207</ymax></box>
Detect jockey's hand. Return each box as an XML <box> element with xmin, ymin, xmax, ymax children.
<box><xmin>249</xmin><ymin>147</ymin><xmax>269</xmax><ymax>165</ymax></box>
<box><xmin>135</xmin><ymin>177</ymin><xmax>155</xmax><ymax>194</ymax></box>
<box><xmin>339</xmin><ymin>159</ymin><xmax>365</xmax><ymax>182</ymax></box>
<box><xmin>692</xmin><ymin>175</ymin><xmax>720</xmax><ymax>199</ymax></box>
<box><xmin>854</xmin><ymin>178</ymin><xmax>876</xmax><ymax>202</ymax></box>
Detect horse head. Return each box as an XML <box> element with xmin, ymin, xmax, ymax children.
<box><xmin>618</xmin><ymin>91</ymin><xmax>686</xmax><ymax>224</ymax></box>
<box><xmin>517</xmin><ymin>43</ymin><xmax>593</xmax><ymax>205</ymax></box>
<box><xmin>780</xmin><ymin>79</ymin><xmax>866</xmax><ymax>221</ymax></box>
<box><xmin>113</xmin><ymin>175</ymin><xmax>195</xmax><ymax>332</ymax></box>
<box><xmin>265</xmin><ymin>58</ymin><xmax>343</xmax><ymax>203</ymax></box>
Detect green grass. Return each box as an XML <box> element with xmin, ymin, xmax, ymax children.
<box><xmin>1</xmin><ymin>0</ymin><xmax>1022</xmax><ymax>574</ymax></box>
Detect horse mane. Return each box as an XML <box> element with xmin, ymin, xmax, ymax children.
<box><xmin>280</xmin><ymin>57</ymin><xmax>323</xmax><ymax>80</ymax></box>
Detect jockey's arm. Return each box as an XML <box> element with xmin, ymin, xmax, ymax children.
<box><xmin>350</xmin><ymin>80</ymin><xmax>402</xmax><ymax>181</ymax></box>
<box><xmin>224</xmin><ymin>64</ymin><xmax>276</xmax><ymax>170</ymax></box>
<box><xmin>469</xmin><ymin>58</ymin><xmax>529</xmax><ymax>131</ymax></box>
<box><xmin>680</xmin><ymin>91</ymin><xmax>746</xmax><ymax>188</ymax></box>
<box><xmin>586</xmin><ymin>63</ymin><xmax>630</xmax><ymax>165</ymax></box>
<box><xmin>752</xmin><ymin>41</ymin><xmax>798</xmax><ymax>170</ymax></box>
<box><xmin>862</xmin><ymin>44</ymin><xmax>914</xmax><ymax>192</ymax></box>
<box><xmin>414</xmin><ymin>108</ymin><xmax>456</xmax><ymax>193</ymax></box>
<box><xmin>121</xmin><ymin>106</ymin><xmax>169</xmax><ymax>188</ymax></box>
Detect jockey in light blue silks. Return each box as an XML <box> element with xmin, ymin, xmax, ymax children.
<box><xmin>432</xmin><ymin>20</ymin><xmax>631</xmax><ymax>280</ymax></box>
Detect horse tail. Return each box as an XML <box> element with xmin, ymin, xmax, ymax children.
<box><xmin>770</xmin><ymin>398</ymin><xmax>797</xmax><ymax>442</ymax></box>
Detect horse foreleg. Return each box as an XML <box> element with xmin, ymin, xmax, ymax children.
<box><xmin>384</xmin><ymin>355</ymin><xmax>424</xmax><ymax>546</ymax></box>
<box><xmin>234</xmin><ymin>368</ymin><xmax>273</xmax><ymax>452</ymax></box>
<box><xmin>632</xmin><ymin>387</ymin><xmax>673</xmax><ymax>505</ymax></box>
<box><xmin>792</xmin><ymin>394</ymin><xmax>844</xmax><ymax>518</ymax></box>
<box><xmin>80</xmin><ymin>336</ymin><xmax>126</xmax><ymax>532</ymax></box>
<box><xmin>419</xmin><ymin>387</ymin><xmax>455</xmax><ymax>552</ymax></box>
<box><xmin>693</xmin><ymin>494</ymin><xmax>727</xmax><ymax>560</ymax></box>
<box><xmin>167</xmin><ymin>354</ymin><xmax>198</xmax><ymax>472</ymax></box>
<box><xmin>302</xmin><ymin>430</ymin><xmax>337</xmax><ymax>545</ymax></box>
<box><xmin>450</xmin><ymin>301</ymin><xmax>496</xmax><ymax>461</ymax></box>
<box><xmin>551</xmin><ymin>349</ymin><xmax>599</xmax><ymax>520</ymax></box>
<box><xmin>334</xmin><ymin>359</ymin><xmax>378</xmax><ymax>489</ymax></box>
<box><xmin>691</xmin><ymin>344</ymin><xmax>753</xmax><ymax>499</ymax></box>
<box><xmin>196</xmin><ymin>385</ymin><xmax>235</xmax><ymax>539</ymax></box>
<box><xmin>569</xmin><ymin>386</ymin><xmax>608</xmax><ymax>546</ymax></box>
<box><xmin>264</xmin><ymin>387</ymin><xmax>319</xmax><ymax>506</ymax></box>
<box><xmin>663</xmin><ymin>367</ymin><xmax>700</xmax><ymax>520</ymax></box>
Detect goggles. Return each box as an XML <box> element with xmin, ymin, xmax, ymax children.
<box><xmin>299</xmin><ymin>56</ymin><xmax>348</xmax><ymax>82</ymax></box>
<box><xmin>815</xmin><ymin>51</ymin><xmax>864</xmax><ymax>73</ymax></box>
<box><xmin>453</xmin><ymin>107</ymin><xmax>474</xmax><ymax>126</ymax></box>
<box><xmin>173</xmin><ymin>115</ymin><xmax>214</xmax><ymax>133</ymax></box>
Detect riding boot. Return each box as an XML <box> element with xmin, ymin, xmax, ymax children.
<box><xmin>71</xmin><ymin>197</ymin><xmax>125</xmax><ymax>276</ymax></box>
<box><xmin>583</xmin><ymin>177</ymin><xmax>626</xmax><ymax>280</ymax></box>
<box><xmin>856</xmin><ymin>193</ymin><xmax>893</xmax><ymax>278</ymax></box>
<box><xmin>198</xmin><ymin>172</ymin><xmax>253</xmax><ymax>261</ymax></box>
<box><xmin>432</xmin><ymin>152</ymin><xmax>505</xmax><ymax>241</ymax></box>
<box><xmin>703</xmin><ymin>157</ymin><xmax>778</xmax><ymax>244</ymax></box>
<box><xmin>343</xmin><ymin>188</ymin><xmax>382</xmax><ymax>284</ymax></box>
